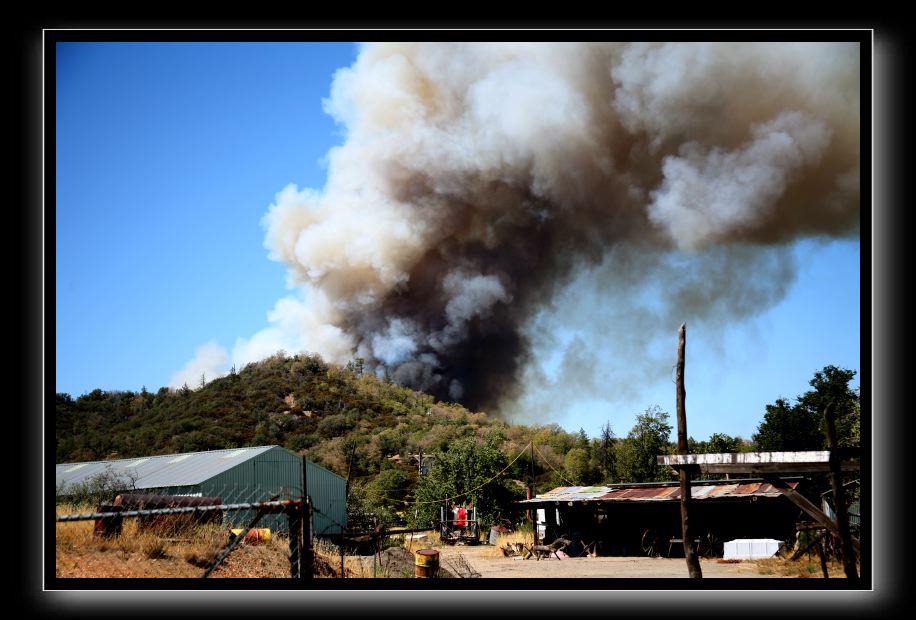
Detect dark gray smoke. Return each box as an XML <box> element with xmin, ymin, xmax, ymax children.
<box><xmin>259</xmin><ymin>42</ymin><xmax>860</xmax><ymax>415</ymax></box>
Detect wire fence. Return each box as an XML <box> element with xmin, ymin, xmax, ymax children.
<box><xmin>54</xmin><ymin>441</ymin><xmax>547</xmax><ymax>579</ymax></box>
<box><xmin>55</xmin><ymin>482</ymin><xmax>441</xmax><ymax>580</ymax></box>
<box><xmin>55</xmin><ymin>480</ymin><xmax>495</xmax><ymax>579</ymax></box>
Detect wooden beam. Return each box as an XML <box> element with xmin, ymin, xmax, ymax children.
<box><xmin>825</xmin><ymin>404</ymin><xmax>859</xmax><ymax>579</ymax></box>
<box><xmin>659</xmin><ymin>450</ymin><xmax>860</xmax><ymax>472</ymax></box>
<box><xmin>762</xmin><ymin>475</ymin><xmax>860</xmax><ymax>556</ymax></box>
<box><xmin>676</xmin><ymin>323</ymin><xmax>702</xmax><ymax>578</ymax></box>
<box><xmin>682</xmin><ymin>462</ymin><xmax>859</xmax><ymax>475</ymax></box>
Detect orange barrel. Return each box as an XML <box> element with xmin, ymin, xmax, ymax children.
<box><xmin>415</xmin><ymin>549</ymin><xmax>440</xmax><ymax>578</ymax></box>
<box><xmin>231</xmin><ymin>528</ymin><xmax>272</xmax><ymax>543</ymax></box>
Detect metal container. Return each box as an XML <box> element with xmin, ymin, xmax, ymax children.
<box><xmin>93</xmin><ymin>505</ymin><xmax>123</xmax><ymax>537</ymax></box>
<box><xmin>231</xmin><ymin>527</ymin><xmax>272</xmax><ymax>543</ymax></box>
<box><xmin>414</xmin><ymin>549</ymin><xmax>440</xmax><ymax>578</ymax></box>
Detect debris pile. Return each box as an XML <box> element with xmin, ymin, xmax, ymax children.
<box><xmin>375</xmin><ymin>547</ymin><xmax>457</xmax><ymax>578</ymax></box>
<box><xmin>441</xmin><ymin>553</ymin><xmax>481</xmax><ymax>578</ymax></box>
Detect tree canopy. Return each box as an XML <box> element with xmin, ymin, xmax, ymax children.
<box><xmin>753</xmin><ymin>365</ymin><xmax>860</xmax><ymax>451</ymax></box>
<box><xmin>413</xmin><ymin>434</ymin><xmax>524</xmax><ymax>528</ymax></box>
<box><xmin>614</xmin><ymin>405</ymin><xmax>675</xmax><ymax>483</ymax></box>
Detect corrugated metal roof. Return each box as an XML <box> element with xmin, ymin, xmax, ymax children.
<box><xmin>518</xmin><ymin>479</ymin><xmax>799</xmax><ymax>504</ymax></box>
<box><xmin>56</xmin><ymin>446</ymin><xmax>277</xmax><ymax>491</ymax></box>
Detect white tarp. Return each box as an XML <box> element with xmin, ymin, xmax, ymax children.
<box><xmin>723</xmin><ymin>538</ymin><xmax>782</xmax><ymax>560</ymax></box>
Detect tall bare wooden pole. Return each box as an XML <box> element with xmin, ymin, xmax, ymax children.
<box><xmin>676</xmin><ymin>323</ymin><xmax>702</xmax><ymax>578</ymax></box>
<box><xmin>529</xmin><ymin>440</ymin><xmax>535</xmax><ymax>545</ymax></box>
<box><xmin>824</xmin><ymin>403</ymin><xmax>858</xmax><ymax>579</ymax></box>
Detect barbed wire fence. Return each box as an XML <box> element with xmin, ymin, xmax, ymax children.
<box><xmin>56</xmin><ymin>486</ymin><xmax>314</xmax><ymax>578</ymax></box>
<box><xmin>55</xmin><ymin>440</ymin><xmax>548</xmax><ymax>579</ymax></box>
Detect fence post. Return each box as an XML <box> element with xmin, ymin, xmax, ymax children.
<box><xmin>305</xmin><ymin>496</ymin><xmax>314</xmax><ymax>579</ymax></box>
<box><xmin>287</xmin><ymin>504</ymin><xmax>302</xmax><ymax>579</ymax></box>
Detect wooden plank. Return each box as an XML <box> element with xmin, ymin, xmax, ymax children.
<box><xmin>688</xmin><ymin>462</ymin><xmax>859</xmax><ymax>475</ymax></box>
<box><xmin>659</xmin><ymin>450</ymin><xmax>860</xmax><ymax>471</ymax></box>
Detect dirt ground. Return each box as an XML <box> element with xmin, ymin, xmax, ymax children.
<box><xmin>56</xmin><ymin>522</ymin><xmax>849</xmax><ymax>580</ymax></box>
<box><xmin>357</xmin><ymin>543</ymin><xmax>785</xmax><ymax>579</ymax></box>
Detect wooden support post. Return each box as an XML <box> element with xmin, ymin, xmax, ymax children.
<box><xmin>528</xmin><ymin>441</ymin><xmax>535</xmax><ymax>546</ymax></box>
<box><xmin>676</xmin><ymin>323</ymin><xmax>702</xmax><ymax>578</ymax></box>
<box><xmin>763</xmin><ymin>476</ymin><xmax>861</xmax><ymax>555</ymax></box>
<box><xmin>825</xmin><ymin>404</ymin><xmax>859</xmax><ymax>579</ymax></box>
<box><xmin>818</xmin><ymin>536</ymin><xmax>830</xmax><ymax>578</ymax></box>
<box><xmin>287</xmin><ymin>505</ymin><xmax>302</xmax><ymax>579</ymax></box>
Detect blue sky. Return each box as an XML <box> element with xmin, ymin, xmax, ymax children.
<box><xmin>55</xmin><ymin>42</ymin><xmax>861</xmax><ymax>442</ymax></box>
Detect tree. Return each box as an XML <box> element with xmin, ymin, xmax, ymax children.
<box><xmin>594</xmin><ymin>422</ymin><xmax>617</xmax><ymax>482</ymax></box>
<box><xmin>753</xmin><ymin>366</ymin><xmax>860</xmax><ymax>451</ymax></box>
<box><xmin>413</xmin><ymin>436</ymin><xmax>524</xmax><ymax>528</ymax></box>
<box><xmin>56</xmin><ymin>467</ymin><xmax>138</xmax><ymax>506</ymax></box>
<box><xmin>796</xmin><ymin>366</ymin><xmax>859</xmax><ymax>448</ymax></box>
<box><xmin>368</xmin><ymin>466</ymin><xmax>413</xmax><ymax>506</ymax></box>
<box><xmin>564</xmin><ymin>447</ymin><xmax>597</xmax><ymax>485</ymax></box>
<box><xmin>615</xmin><ymin>406</ymin><xmax>674</xmax><ymax>483</ymax></box>
<box><xmin>752</xmin><ymin>397</ymin><xmax>818</xmax><ymax>451</ymax></box>
<box><xmin>346</xmin><ymin>357</ymin><xmax>365</xmax><ymax>376</ymax></box>
<box><xmin>693</xmin><ymin>432</ymin><xmax>743</xmax><ymax>454</ymax></box>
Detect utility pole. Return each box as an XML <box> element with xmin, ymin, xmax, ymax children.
<box><xmin>676</xmin><ymin>323</ymin><xmax>702</xmax><ymax>578</ymax></box>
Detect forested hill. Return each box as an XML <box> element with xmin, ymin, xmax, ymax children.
<box><xmin>56</xmin><ymin>353</ymin><xmax>497</xmax><ymax>472</ymax></box>
<box><xmin>56</xmin><ymin>352</ymin><xmax>858</xmax><ymax>496</ymax></box>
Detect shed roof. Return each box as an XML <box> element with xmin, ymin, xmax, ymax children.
<box><xmin>56</xmin><ymin>446</ymin><xmax>279</xmax><ymax>491</ymax></box>
<box><xmin>517</xmin><ymin>478</ymin><xmax>800</xmax><ymax>504</ymax></box>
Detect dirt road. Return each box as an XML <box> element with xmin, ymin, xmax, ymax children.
<box><xmin>449</xmin><ymin>554</ymin><xmax>771</xmax><ymax>578</ymax></box>
<box><xmin>370</xmin><ymin>543</ymin><xmax>787</xmax><ymax>579</ymax></box>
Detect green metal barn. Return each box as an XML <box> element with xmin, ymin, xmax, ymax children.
<box><xmin>56</xmin><ymin>445</ymin><xmax>346</xmax><ymax>535</ymax></box>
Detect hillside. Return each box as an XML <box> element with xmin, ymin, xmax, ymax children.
<box><xmin>57</xmin><ymin>352</ymin><xmax>499</xmax><ymax>475</ymax></box>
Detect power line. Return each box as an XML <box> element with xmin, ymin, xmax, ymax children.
<box><xmin>358</xmin><ymin>441</ymin><xmax>533</xmax><ymax>507</ymax></box>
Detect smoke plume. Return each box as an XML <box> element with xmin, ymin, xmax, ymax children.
<box><xmin>261</xmin><ymin>42</ymin><xmax>859</xmax><ymax>415</ymax></box>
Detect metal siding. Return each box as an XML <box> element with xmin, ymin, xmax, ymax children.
<box><xmin>305</xmin><ymin>460</ymin><xmax>346</xmax><ymax>537</ymax></box>
<box><xmin>58</xmin><ymin>445</ymin><xmax>345</xmax><ymax>537</ymax></box>
<box><xmin>202</xmin><ymin>446</ymin><xmax>303</xmax><ymax>533</ymax></box>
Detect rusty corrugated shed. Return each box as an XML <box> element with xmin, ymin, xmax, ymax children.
<box><xmin>518</xmin><ymin>479</ymin><xmax>798</xmax><ymax>504</ymax></box>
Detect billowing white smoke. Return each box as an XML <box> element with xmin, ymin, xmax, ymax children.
<box><xmin>168</xmin><ymin>341</ymin><xmax>229</xmax><ymax>390</ymax></box>
<box><xmin>648</xmin><ymin>111</ymin><xmax>834</xmax><ymax>249</ymax></box>
<box><xmin>181</xmin><ymin>42</ymin><xmax>860</xmax><ymax>412</ymax></box>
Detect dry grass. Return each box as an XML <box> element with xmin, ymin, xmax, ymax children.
<box><xmin>753</xmin><ymin>556</ymin><xmax>860</xmax><ymax>578</ymax></box>
<box><xmin>55</xmin><ymin>502</ymin><xmax>294</xmax><ymax>578</ymax></box>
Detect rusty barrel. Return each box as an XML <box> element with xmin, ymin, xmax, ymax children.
<box><xmin>414</xmin><ymin>549</ymin><xmax>440</xmax><ymax>578</ymax></box>
<box><xmin>93</xmin><ymin>505</ymin><xmax>123</xmax><ymax>538</ymax></box>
